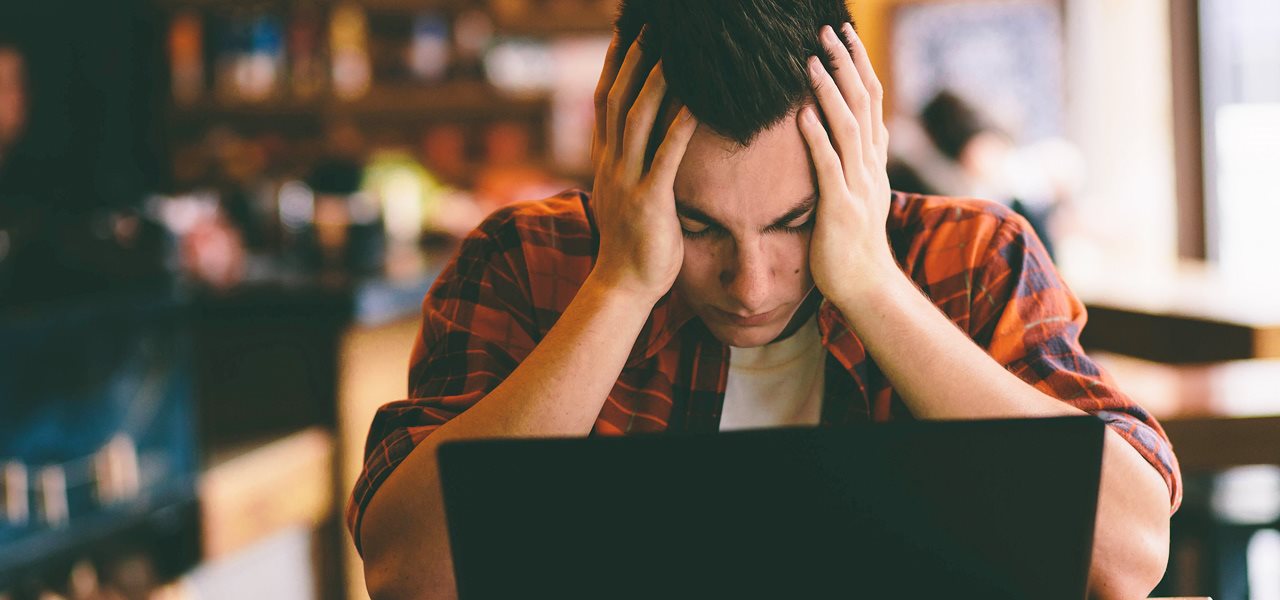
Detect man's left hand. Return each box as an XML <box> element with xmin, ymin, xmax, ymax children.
<box><xmin>798</xmin><ymin>23</ymin><xmax>897</xmax><ymax>305</ymax></box>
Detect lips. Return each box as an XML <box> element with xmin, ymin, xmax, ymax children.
<box><xmin>716</xmin><ymin>306</ymin><xmax>778</xmax><ymax>326</ymax></box>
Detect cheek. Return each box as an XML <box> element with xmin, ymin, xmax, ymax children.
<box><xmin>675</xmin><ymin>240</ymin><xmax>719</xmax><ymax>297</ymax></box>
<box><xmin>773</xmin><ymin>234</ymin><xmax>812</xmax><ymax>282</ymax></box>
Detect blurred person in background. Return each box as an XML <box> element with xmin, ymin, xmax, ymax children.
<box><xmin>350</xmin><ymin>2</ymin><xmax>1178</xmax><ymax>599</ymax></box>
<box><xmin>887</xmin><ymin>90</ymin><xmax>1085</xmax><ymax>260</ymax></box>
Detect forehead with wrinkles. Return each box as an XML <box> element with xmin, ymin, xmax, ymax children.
<box><xmin>673</xmin><ymin>112</ymin><xmax>816</xmax><ymax>227</ymax></box>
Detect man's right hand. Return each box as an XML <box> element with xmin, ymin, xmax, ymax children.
<box><xmin>587</xmin><ymin>32</ymin><xmax>699</xmax><ymax>305</ymax></box>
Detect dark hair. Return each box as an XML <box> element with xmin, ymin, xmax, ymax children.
<box><xmin>614</xmin><ymin>0</ymin><xmax>855</xmax><ymax>147</ymax></box>
<box><xmin>919</xmin><ymin>90</ymin><xmax>1000</xmax><ymax>161</ymax></box>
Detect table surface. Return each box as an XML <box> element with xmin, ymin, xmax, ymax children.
<box><xmin>1093</xmin><ymin>353</ymin><xmax>1280</xmax><ymax>420</ymax></box>
<box><xmin>1065</xmin><ymin>260</ymin><xmax>1280</xmax><ymax>362</ymax></box>
<box><xmin>1064</xmin><ymin>259</ymin><xmax>1280</xmax><ymax>328</ymax></box>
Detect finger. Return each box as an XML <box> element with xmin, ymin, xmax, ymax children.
<box><xmin>646</xmin><ymin>94</ymin><xmax>683</xmax><ymax>171</ymax></box>
<box><xmin>605</xmin><ymin>31</ymin><xmax>649</xmax><ymax>162</ymax></box>
<box><xmin>807</xmin><ymin>54</ymin><xmax>863</xmax><ymax>176</ymax></box>
<box><xmin>622</xmin><ymin>61</ymin><xmax>668</xmax><ymax>178</ymax></box>
<box><xmin>844</xmin><ymin>22</ymin><xmax>887</xmax><ymax>154</ymax></box>
<box><xmin>796</xmin><ymin>104</ymin><xmax>847</xmax><ymax>205</ymax></box>
<box><xmin>647</xmin><ymin>107</ymin><xmax>699</xmax><ymax>191</ymax></box>
<box><xmin>592</xmin><ymin>32</ymin><xmax>624</xmax><ymax>165</ymax></box>
<box><xmin>820</xmin><ymin>24</ymin><xmax>873</xmax><ymax>167</ymax></box>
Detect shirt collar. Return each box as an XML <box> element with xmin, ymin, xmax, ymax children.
<box><xmin>626</xmin><ymin>286</ymin><xmax>696</xmax><ymax>367</ymax></box>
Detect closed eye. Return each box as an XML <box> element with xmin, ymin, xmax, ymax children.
<box><xmin>764</xmin><ymin>211</ymin><xmax>815</xmax><ymax>235</ymax></box>
<box><xmin>679</xmin><ymin>216</ymin><xmax>716</xmax><ymax>239</ymax></box>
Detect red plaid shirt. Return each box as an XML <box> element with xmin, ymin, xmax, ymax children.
<box><xmin>348</xmin><ymin>189</ymin><xmax>1182</xmax><ymax>552</ymax></box>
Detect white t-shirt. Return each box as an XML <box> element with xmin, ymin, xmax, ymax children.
<box><xmin>719</xmin><ymin>314</ymin><xmax>825</xmax><ymax>431</ymax></box>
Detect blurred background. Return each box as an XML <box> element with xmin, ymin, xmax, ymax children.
<box><xmin>0</xmin><ymin>0</ymin><xmax>1278</xmax><ymax>598</ymax></box>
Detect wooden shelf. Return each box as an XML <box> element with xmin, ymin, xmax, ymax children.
<box><xmin>335</xmin><ymin>82</ymin><xmax>550</xmax><ymax>119</ymax></box>
<box><xmin>492</xmin><ymin>11</ymin><xmax>613</xmax><ymax>36</ymax></box>
<box><xmin>169</xmin><ymin>100</ymin><xmax>326</xmax><ymax>122</ymax></box>
<box><xmin>154</xmin><ymin>0</ymin><xmax>460</xmax><ymax>10</ymax></box>
<box><xmin>169</xmin><ymin>81</ymin><xmax>550</xmax><ymax>126</ymax></box>
<box><xmin>153</xmin><ymin>0</ymin><xmax>614</xmax><ymax>36</ymax></box>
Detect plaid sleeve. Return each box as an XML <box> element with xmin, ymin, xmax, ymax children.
<box><xmin>970</xmin><ymin>212</ymin><xmax>1183</xmax><ymax>513</ymax></box>
<box><xmin>346</xmin><ymin>204</ymin><xmax>543</xmax><ymax>554</ymax></box>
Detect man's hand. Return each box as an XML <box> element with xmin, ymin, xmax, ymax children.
<box><xmin>797</xmin><ymin>23</ymin><xmax>897</xmax><ymax>305</ymax></box>
<box><xmin>588</xmin><ymin>32</ymin><xmax>699</xmax><ymax>306</ymax></box>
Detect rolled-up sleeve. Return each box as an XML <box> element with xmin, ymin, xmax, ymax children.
<box><xmin>346</xmin><ymin>205</ymin><xmax>541</xmax><ymax>554</ymax></box>
<box><xmin>969</xmin><ymin>213</ymin><xmax>1183</xmax><ymax>513</ymax></box>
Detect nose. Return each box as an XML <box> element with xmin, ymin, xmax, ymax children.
<box><xmin>720</xmin><ymin>237</ymin><xmax>772</xmax><ymax>313</ymax></box>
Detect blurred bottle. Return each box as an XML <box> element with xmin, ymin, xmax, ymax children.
<box><xmin>453</xmin><ymin>9</ymin><xmax>494</xmax><ymax>80</ymax></box>
<box><xmin>239</xmin><ymin>15</ymin><xmax>284</xmax><ymax>102</ymax></box>
<box><xmin>329</xmin><ymin>4</ymin><xmax>371</xmax><ymax>100</ymax></box>
<box><xmin>168</xmin><ymin>11</ymin><xmax>204</xmax><ymax>106</ymax></box>
<box><xmin>36</xmin><ymin>466</ymin><xmax>67</xmax><ymax>529</ymax></box>
<box><xmin>213</xmin><ymin>14</ymin><xmax>282</xmax><ymax>103</ymax></box>
<box><xmin>287</xmin><ymin>5</ymin><xmax>326</xmax><ymax>100</ymax></box>
<box><xmin>211</xmin><ymin>16</ymin><xmax>239</xmax><ymax>103</ymax></box>
<box><xmin>484</xmin><ymin>38</ymin><xmax>553</xmax><ymax>96</ymax></box>
<box><xmin>408</xmin><ymin>12</ymin><xmax>449</xmax><ymax>83</ymax></box>
<box><xmin>2</xmin><ymin>460</ymin><xmax>29</xmax><ymax>526</ymax></box>
<box><xmin>362</xmin><ymin>149</ymin><xmax>444</xmax><ymax>245</ymax></box>
<box><xmin>92</xmin><ymin>435</ymin><xmax>140</xmax><ymax>507</ymax></box>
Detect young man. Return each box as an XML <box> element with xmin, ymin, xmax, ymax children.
<box><xmin>351</xmin><ymin>2</ymin><xmax>1180</xmax><ymax>599</ymax></box>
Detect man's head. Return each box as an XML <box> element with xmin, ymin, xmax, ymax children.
<box><xmin>921</xmin><ymin>90</ymin><xmax>1012</xmax><ymax>182</ymax></box>
<box><xmin>614</xmin><ymin>0</ymin><xmax>854</xmax><ymax>146</ymax></box>
<box><xmin>612</xmin><ymin>0</ymin><xmax>855</xmax><ymax>347</ymax></box>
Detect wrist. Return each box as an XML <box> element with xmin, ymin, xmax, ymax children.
<box><xmin>582</xmin><ymin>268</ymin><xmax>666</xmax><ymax>311</ymax></box>
<box><xmin>827</xmin><ymin>256</ymin><xmax>907</xmax><ymax>323</ymax></box>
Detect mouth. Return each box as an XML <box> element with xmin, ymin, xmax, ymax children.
<box><xmin>714</xmin><ymin>306</ymin><xmax>779</xmax><ymax>327</ymax></box>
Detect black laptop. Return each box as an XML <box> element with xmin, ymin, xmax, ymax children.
<box><xmin>437</xmin><ymin>416</ymin><xmax>1105</xmax><ymax>600</ymax></box>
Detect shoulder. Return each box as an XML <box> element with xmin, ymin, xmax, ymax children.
<box><xmin>438</xmin><ymin>189</ymin><xmax>597</xmax><ymax>318</ymax></box>
<box><xmin>450</xmin><ymin>189</ymin><xmax>595</xmax><ymax>272</ymax></box>
<box><xmin>468</xmin><ymin>188</ymin><xmax>594</xmax><ymax>250</ymax></box>
<box><xmin>887</xmin><ymin>190</ymin><xmax>1039</xmax><ymax>274</ymax></box>
<box><xmin>888</xmin><ymin>190</ymin><xmax>1023</xmax><ymax>245</ymax></box>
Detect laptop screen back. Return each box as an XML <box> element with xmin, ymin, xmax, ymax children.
<box><xmin>438</xmin><ymin>416</ymin><xmax>1104</xmax><ymax>600</ymax></box>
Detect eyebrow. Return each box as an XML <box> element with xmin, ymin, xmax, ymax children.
<box><xmin>675</xmin><ymin>193</ymin><xmax>818</xmax><ymax>233</ymax></box>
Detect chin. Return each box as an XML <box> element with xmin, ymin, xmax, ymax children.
<box><xmin>704</xmin><ymin>320</ymin><xmax>788</xmax><ymax>348</ymax></box>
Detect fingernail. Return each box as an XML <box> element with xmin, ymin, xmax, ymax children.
<box><xmin>801</xmin><ymin>106</ymin><xmax>816</xmax><ymax>124</ymax></box>
<box><xmin>844</xmin><ymin>22</ymin><xmax>860</xmax><ymax>46</ymax></box>
<box><xmin>808</xmin><ymin>55</ymin><xmax>821</xmax><ymax>73</ymax></box>
<box><xmin>821</xmin><ymin>24</ymin><xmax>837</xmax><ymax>42</ymax></box>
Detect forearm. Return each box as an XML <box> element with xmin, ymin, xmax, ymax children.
<box><xmin>1089</xmin><ymin>432</ymin><xmax>1171</xmax><ymax>600</ymax></box>
<box><xmin>360</xmin><ymin>275</ymin><xmax>656</xmax><ymax>600</ymax></box>
<box><xmin>834</xmin><ymin>265</ymin><xmax>1170</xmax><ymax>598</ymax></box>
<box><xmin>833</xmin><ymin>262</ymin><xmax>1078</xmax><ymax>420</ymax></box>
<box><xmin>431</xmin><ymin>273</ymin><xmax>656</xmax><ymax>440</ymax></box>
